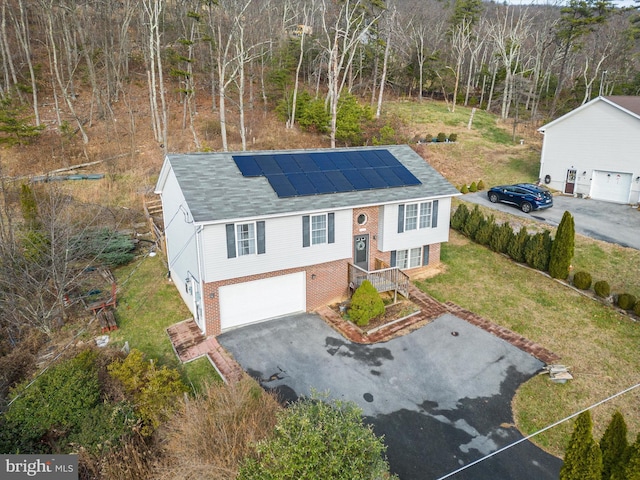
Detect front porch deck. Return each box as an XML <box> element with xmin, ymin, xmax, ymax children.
<box><xmin>348</xmin><ymin>263</ymin><xmax>409</xmax><ymax>299</ymax></box>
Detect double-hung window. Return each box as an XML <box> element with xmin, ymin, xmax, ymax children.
<box><xmin>396</xmin><ymin>247</ymin><xmax>422</xmax><ymax>269</ymax></box>
<box><xmin>303</xmin><ymin>212</ymin><xmax>335</xmax><ymax>247</ymax></box>
<box><xmin>225</xmin><ymin>221</ymin><xmax>265</xmax><ymax>258</ymax></box>
<box><xmin>311</xmin><ymin>214</ymin><xmax>327</xmax><ymax>245</ymax></box>
<box><xmin>236</xmin><ymin>223</ymin><xmax>255</xmax><ymax>256</ymax></box>
<box><xmin>397</xmin><ymin>200</ymin><xmax>438</xmax><ymax>233</ymax></box>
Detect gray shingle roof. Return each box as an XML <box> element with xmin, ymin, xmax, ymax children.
<box><xmin>163</xmin><ymin>145</ymin><xmax>459</xmax><ymax>223</ymax></box>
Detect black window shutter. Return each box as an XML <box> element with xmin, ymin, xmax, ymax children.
<box><xmin>257</xmin><ymin>221</ymin><xmax>266</xmax><ymax>254</ymax></box>
<box><xmin>327</xmin><ymin>213</ymin><xmax>335</xmax><ymax>243</ymax></box>
<box><xmin>390</xmin><ymin>250</ymin><xmax>396</xmax><ymax>267</ymax></box>
<box><xmin>432</xmin><ymin>200</ymin><xmax>439</xmax><ymax>228</ymax></box>
<box><xmin>397</xmin><ymin>205</ymin><xmax>405</xmax><ymax>233</ymax></box>
<box><xmin>302</xmin><ymin>215</ymin><xmax>310</xmax><ymax>247</ymax></box>
<box><xmin>422</xmin><ymin>245</ymin><xmax>430</xmax><ymax>266</ymax></box>
<box><xmin>225</xmin><ymin>224</ymin><xmax>236</xmax><ymax>258</ymax></box>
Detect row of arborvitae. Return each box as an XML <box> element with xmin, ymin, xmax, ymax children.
<box><xmin>458</xmin><ymin>180</ymin><xmax>485</xmax><ymax>194</ymax></box>
<box><xmin>571</xmin><ymin>272</ymin><xmax>640</xmax><ymax>316</ymax></box>
<box><xmin>451</xmin><ymin>204</ymin><xmax>576</xmax><ymax>279</ymax></box>
<box><xmin>560</xmin><ymin>410</ymin><xmax>640</xmax><ymax>480</ymax></box>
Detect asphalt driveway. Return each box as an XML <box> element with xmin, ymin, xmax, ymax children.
<box><xmin>463</xmin><ymin>192</ymin><xmax>640</xmax><ymax>250</ymax></box>
<box><xmin>218</xmin><ymin>313</ymin><xmax>562</xmax><ymax>480</ymax></box>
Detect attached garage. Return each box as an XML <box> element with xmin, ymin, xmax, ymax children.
<box><xmin>591</xmin><ymin>170</ymin><xmax>632</xmax><ymax>204</ymax></box>
<box><xmin>219</xmin><ymin>272</ymin><xmax>306</xmax><ymax>330</ymax></box>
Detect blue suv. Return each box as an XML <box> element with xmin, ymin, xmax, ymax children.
<box><xmin>487</xmin><ymin>183</ymin><xmax>553</xmax><ymax>213</ymax></box>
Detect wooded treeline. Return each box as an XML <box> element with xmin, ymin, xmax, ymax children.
<box><xmin>1</xmin><ymin>0</ymin><xmax>639</xmax><ymax>151</ymax></box>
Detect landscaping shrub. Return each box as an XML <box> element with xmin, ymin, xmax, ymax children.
<box><xmin>594</xmin><ymin>280</ymin><xmax>611</xmax><ymax>298</ymax></box>
<box><xmin>450</xmin><ymin>203</ymin><xmax>469</xmax><ymax>231</ymax></box>
<box><xmin>469</xmin><ymin>181</ymin><xmax>478</xmax><ymax>192</ymax></box>
<box><xmin>549</xmin><ymin>211</ymin><xmax>575</xmax><ymax>280</ymax></box>
<box><xmin>507</xmin><ymin>226</ymin><xmax>529</xmax><ymax>263</ymax></box>
<box><xmin>238</xmin><ymin>393</ymin><xmax>394</xmax><ymax>480</ymax></box>
<box><xmin>489</xmin><ymin>222</ymin><xmax>514</xmax><ymax>254</ymax></box>
<box><xmin>477</xmin><ymin>180</ymin><xmax>485</xmax><ymax>190</ymax></box>
<box><xmin>349</xmin><ymin>280</ymin><xmax>384</xmax><ymax>327</ymax></box>
<box><xmin>617</xmin><ymin>293</ymin><xmax>637</xmax><ymax>311</ymax></box>
<box><xmin>634</xmin><ymin>301</ymin><xmax>640</xmax><ymax>316</ymax></box>
<box><xmin>460</xmin><ymin>184</ymin><xmax>469</xmax><ymax>193</ymax></box>
<box><xmin>462</xmin><ymin>205</ymin><xmax>484</xmax><ymax>239</ymax></box>
<box><xmin>437</xmin><ymin>132</ymin><xmax>447</xmax><ymax>142</ymax></box>
<box><xmin>572</xmin><ymin>271</ymin><xmax>592</xmax><ymax>290</ymax></box>
<box><xmin>474</xmin><ymin>215</ymin><xmax>495</xmax><ymax>246</ymax></box>
<box><xmin>600</xmin><ymin>411</ymin><xmax>629</xmax><ymax>480</ymax></box>
<box><xmin>524</xmin><ymin>230</ymin><xmax>552</xmax><ymax>271</ymax></box>
<box><xmin>448</xmin><ymin>133</ymin><xmax>458</xmax><ymax>142</ymax></box>
<box><xmin>559</xmin><ymin>411</ymin><xmax>602</xmax><ymax>480</ymax></box>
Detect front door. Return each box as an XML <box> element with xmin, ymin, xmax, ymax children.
<box><xmin>353</xmin><ymin>234</ymin><xmax>369</xmax><ymax>270</ymax></box>
<box><xmin>565</xmin><ymin>169</ymin><xmax>577</xmax><ymax>194</ymax></box>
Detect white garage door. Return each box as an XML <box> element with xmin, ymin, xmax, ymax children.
<box><xmin>591</xmin><ymin>170</ymin><xmax>632</xmax><ymax>203</ymax></box>
<box><xmin>219</xmin><ymin>272</ymin><xmax>306</xmax><ymax>330</ymax></box>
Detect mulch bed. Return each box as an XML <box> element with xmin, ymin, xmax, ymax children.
<box><xmin>330</xmin><ymin>299</ymin><xmax>420</xmax><ymax>334</ymax></box>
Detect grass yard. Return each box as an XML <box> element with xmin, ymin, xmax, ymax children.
<box><xmin>417</xmin><ymin>230</ymin><xmax>640</xmax><ymax>457</ymax></box>
<box><xmin>110</xmin><ymin>252</ymin><xmax>221</xmax><ymax>390</ymax></box>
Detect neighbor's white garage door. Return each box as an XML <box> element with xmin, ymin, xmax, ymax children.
<box><xmin>591</xmin><ymin>170</ymin><xmax>632</xmax><ymax>203</ymax></box>
<box><xmin>219</xmin><ymin>272</ymin><xmax>306</xmax><ymax>330</ymax></box>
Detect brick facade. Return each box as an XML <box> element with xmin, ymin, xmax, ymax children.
<box><xmin>202</xmin><ymin>206</ymin><xmax>442</xmax><ymax>336</ymax></box>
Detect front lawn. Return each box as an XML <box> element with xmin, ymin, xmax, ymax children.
<box><xmin>417</xmin><ymin>230</ymin><xmax>640</xmax><ymax>457</ymax></box>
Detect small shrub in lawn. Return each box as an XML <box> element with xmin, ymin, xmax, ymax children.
<box><xmin>594</xmin><ymin>280</ymin><xmax>611</xmax><ymax>298</ymax></box>
<box><xmin>477</xmin><ymin>180</ymin><xmax>485</xmax><ymax>190</ymax></box>
<box><xmin>448</xmin><ymin>133</ymin><xmax>458</xmax><ymax>142</ymax></box>
<box><xmin>349</xmin><ymin>280</ymin><xmax>384</xmax><ymax>327</ymax></box>
<box><xmin>469</xmin><ymin>181</ymin><xmax>478</xmax><ymax>193</ymax></box>
<box><xmin>437</xmin><ymin>132</ymin><xmax>447</xmax><ymax>142</ymax></box>
<box><xmin>617</xmin><ymin>293</ymin><xmax>637</xmax><ymax>311</ymax></box>
<box><xmin>450</xmin><ymin>203</ymin><xmax>469</xmax><ymax>231</ymax></box>
<box><xmin>633</xmin><ymin>301</ymin><xmax>640</xmax><ymax>316</ymax></box>
<box><xmin>572</xmin><ymin>271</ymin><xmax>592</xmax><ymax>290</ymax></box>
<box><xmin>460</xmin><ymin>184</ymin><xmax>469</xmax><ymax>194</ymax></box>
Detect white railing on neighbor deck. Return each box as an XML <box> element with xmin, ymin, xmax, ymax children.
<box><xmin>348</xmin><ymin>263</ymin><xmax>409</xmax><ymax>300</ymax></box>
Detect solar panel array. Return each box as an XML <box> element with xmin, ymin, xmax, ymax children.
<box><xmin>232</xmin><ymin>150</ymin><xmax>421</xmax><ymax>198</ymax></box>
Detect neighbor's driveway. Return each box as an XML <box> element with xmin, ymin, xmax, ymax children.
<box><xmin>463</xmin><ymin>192</ymin><xmax>640</xmax><ymax>250</ymax></box>
<box><xmin>218</xmin><ymin>313</ymin><xmax>562</xmax><ymax>480</ymax></box>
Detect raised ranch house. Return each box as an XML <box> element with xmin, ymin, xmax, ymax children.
<box><xmin>538</xmin><ymin>95</ymin><xmax>640</xmax><ymax>204</ymax></box>
<box><xmin>154</xmin><ymin>145</ymin><xmax>459</xmax><ymax>336</ymax></box>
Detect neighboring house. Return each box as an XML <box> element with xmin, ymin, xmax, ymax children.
<box><xmin>538</xmin><ymin>95</ymin><xmax>640</xmax><ymax>204</ymax></box>
<box><xmin>154</xmin><ymin>145</ymin><xmax>459</xmax><ymax>336</ymax></box>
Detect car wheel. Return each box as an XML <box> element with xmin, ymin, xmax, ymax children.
<box><xmin>520</xmin><ymin>202</ymin><xmax>532</xmax><ymax>213</ymax></box>
<box><xmin>489</xmin><ymin>193</ymin><xmax>499</xmax><ymax>203</ymax></box>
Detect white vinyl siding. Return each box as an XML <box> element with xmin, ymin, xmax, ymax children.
<box><xmin>380</xmin><ymin>198</ymin><xmax>451</xmax><ymax>252</ymax></box>
<box><xmin>538</xmin><ymin>99</ymin><xmax>640</xmax><ymax>203</ymax></box>
<box><xmin>202</xmin><ymin>210</ymin><xmax>352</xmax><ymax>282</ymax></box>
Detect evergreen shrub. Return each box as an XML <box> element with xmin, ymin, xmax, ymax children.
<box><xmin>469</xmin><ymin>181</ymin><xmax>477</xmax><ymax>192</ymax></box>
<box><xmin>594</xmin><ymin>280</ymin><xmax>611</xmax><ymax>298</ymax></box>
<box><xmin>489</xmin><ymin>222</ymin><xmax>514</xmax><ymax>254</ymax></box>
<box><xmin>477</xmin><ymin>180</ymin><xmax>485</xmax><ymax>190</ymax></box>
<box><xmin>460</xmin><ymin>184</ymin><xmax>469</xmax><ymax>193</ymax></box>
<box><xmin>634</xmin><ymin>301</ymin><xmax>640</xmax><ymax>317</ymax></box>
<box><xmin>448</xmin><ymin>133</ymin><xmax>457</xmax><ymax>142</ymax></box>
<box><xmin>617</xmin><ymin>293</ymin><xmax>637</xmax><ymax>311</ymax></box>
<box><xmin>572</xmin><ymin>271</ymin><xmax>592</xmax><ymax>290</ymax></box>
<box><xmin>437</xmin><ymin>132</ymin><xmax>447</xmax><ymax>142</ymax></box>
<box><xmin>349</xmin><ymin>280</ymin><xmax>384</xmax><ymax>327</ymax></box>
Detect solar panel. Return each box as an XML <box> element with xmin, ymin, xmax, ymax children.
<box><xmin>342</xmin><ymin>169</ymin><xmax>370</xmax><ymax>190</ymax></box>
<box><xmin>275</xmin><ymin>154</ymin><xmax>302</xmax><ymax>174</ymax></box>
<box><xmin>232</xmin><ymin>149</ymin><xmax>421</xmax><ymax>197</ymax></box>
<box><xmin>307</xmin><ymin>172</ymin><xmax>337</xmax><ymax>194</ymax></box>
<box><xmin>233</xmin><ymin>156</ymin><xmax>262</xmax><ymax>176</ymax></box>
<box><xmin>265</xmin><ymin>174</ymin><xmax>297</xmax><ymax>198</ymax></box>
<box><xmin>390</xmin><ymin>165</ymin><xmax>421</xmax><ymax>185</ymax></box>
<box><xmin>286</xmin><ymin>173</ymin><xmax>317</xmax><ymax>196</ymax></box>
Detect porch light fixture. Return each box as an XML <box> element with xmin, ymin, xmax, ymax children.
<box><xmin>311</xmin><ymin>274</ymin><xmax>317</xmax><ymax>280</ymax></box>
